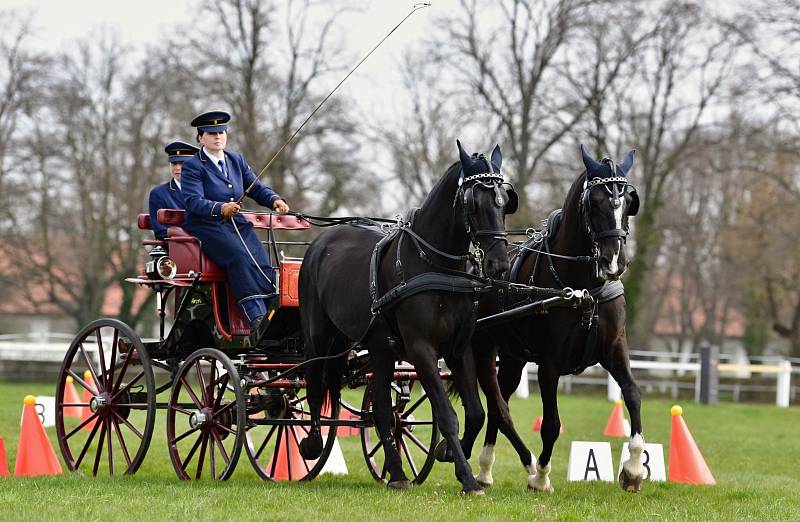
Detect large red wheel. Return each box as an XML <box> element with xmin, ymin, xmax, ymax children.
<box><xmin>361</xmin><ymin>379</ymin><xmax>439</xmax><ymax>485</ymax></box>
<box><xmin>166</xmin><ymin>348</ymin><xmax>246</xmax><ymax>480</ymax></box>
<box><xmin>55</xmin><ymin>318</ymin><xmax>156</xmax><ymax>476</ymax></box>
<box><xmin>245</xmin><ymin>388</ymin><xmax>340</xmax><ymax>481</ymax></box>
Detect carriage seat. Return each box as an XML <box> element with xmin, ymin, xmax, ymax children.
<box><xmin>137</xmin><ymin>213</ymin><xmax>152</xmax><ymax>230</ymax></box>
<box><xmin>156</xmin><ymin>208</ymin><xmax>310</xmax><ymax>230</ymax></box>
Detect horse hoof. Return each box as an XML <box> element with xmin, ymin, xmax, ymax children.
<box><xmin>387</xmin><ymin>479</ymin><xmax>412</xmax><ymax>491</ymax></box>
<box><xmin>460</xmin><ymin>487</ymin><xmax>485</xmax><ymax>496</ymax></box>
<box><xmin>433</xmin><ymin>440</ymin><xmax>453</xmax><ymax>462</ymax></box>
<box><xmin>298</xmin><ymin>435</ymin><xmax>322</xmax><ymax>460</ymax></box>
<box><xmin>475</xmin><ymin>477</ymin><xmax>493</xmax><ymax>489</ymax></box>
<box><xmin>618</xmin><ymin>467</ymin><xmax>643</xmax><ymax>493</ymax></box>
<box><xmin>527</xmin><ymin>483</ymin><xmax>554</xmax><ymax>494</ymax></box>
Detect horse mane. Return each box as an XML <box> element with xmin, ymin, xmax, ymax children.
<box><xmin>420</xmin><ymin>161</ymin><xmax>461</xmax><ymax>209</ymax></box>
<box><xmin>561</xmin><ymin>170</ymin><xmax>588</xmax><ymax>214</ymax></box>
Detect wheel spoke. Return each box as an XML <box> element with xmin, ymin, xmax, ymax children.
<box><xmin>178</xmin><ymin>376</ymin><xmax>204</xmax><ymax>409</ymax></box>
<box><xmin>92</xmin><ymin>420</ymin><xmax>107</xmax><ymax>476</ymax></box>
<box><xmin>195</xmin><ymin>433</ymin><xmax>208</xmax><ymax>479</ymax></box>
<box><xmin>209</xmin><ymin>432</ymin><xmax>217</xmax><ymax>479</ymax></box>
<box><xmin>215</xmin><ymin>400</ymin><xmax>236</xmax><ymax>417</ymax></box>
<box><xmin>254</xmin><ymin>424</ymin><xmax>278</xmax><ymax>460</ymax></box>
<box><xmin>111</xmin><ymin>410</ymin><xmax>144</xmax><ymax>440</ymax></box>
<box><xmin>112</xmin><ymin>418</ymin><xmax>132</xmax><ymax>469</ymax></box>
<box><xmin>64</xmin><ymin>411</ymin><xmax>100</xmax><ymax>440</ymax></box>
<box><xmin>172</xmin><ymin>426</ymin><xmax>201</xmax><ymax>444</ymax></box>
<box><xmin>194</xmin><ymin>360</ymin><xmax>209</xmax><ymax>406</ymax></box>
<box><xmin>107</xmin><ymin>416</ymin><xmax>115</xmax><ymax>475</ymax></box>
<box><xmin>402</xmin><ymin>394</ymin><xmax>428</xmax><ymax>418</ymax></box>
<box><xmin>212</xmin><ymin>374</ymin><xmax>230</xmax><ymax>410</ymax></box>
<box><xmin>269</xmin><ymin>427</ymin><xmax>284</xmax><ymax>477</ymax></box>
<box><xmin>180</xmin><ymin>433</ymin><xmax>204</xmax><ymax>471</ymax></box>
<box><xmin>107</xmin><ymin>329</ymin><xmax>119</xmax><ymax>393</ymax></box>
<box><xmin>78</xmin><ymin>342</ymin><xmax>101</xmax><ymax>392</ymax></box>
<box><xmin>367</xmin><ymin>437</ymin><xmax>384</xmax><ymax>458</ymax></box>
<box><xmin>109</xmin><ymin>370</ymin><xmax>145</xmax><ymax>402</ymax></box>
<box><xmin>288</xmin><ymin>427</ymin><xmax>310</xmax><ymax>474</ymax></box>
<box><xmin>74</xmin><ymin>417</ymin><xmax>102</xmax><ymax>468</ymax></box>
<box><xmin>402</xmin><ymin>428</ymin><xmax>430</xmax><ymax>454</ymax></box>
<box><xmin>216</xmin><ymin>423</ymin><xmax>236</xmax><ymax>436</ymax></box>
<box><xmin>66</xmin><ymin>368</ymin><xmax>96</xmax><ymax>395</ymax></box>
<box><xmin>399</xmin><ymin>437</ymin><xmax>418</xmax><ymax>478</ymax></box>
<box><xmin>96</xmin><ymin>329</ymin><xmax>107</xmax><ymax>390</ymax></box>
<box><xmin>404</xmin><ymin>419</ymin><xmax>434</xmax><ymax>426</ymax></box>
<box><xmin>211</xmin><ymin>429</ymin><xmax>230</xmax><ymax>464</ymax></box>
<box><xmin>285</xmin><ymin>427</ymin><xmax>293</xmax><ymax>479</ymax></box>
<box><xmin>112</xmin><ymin>348</ymin><xmax>134</xmax><ymax>395</ymax></box>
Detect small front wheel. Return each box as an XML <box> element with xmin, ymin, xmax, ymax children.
<box><xmin>361</xmin><ymin>379</ymin><xmax>439</xmax><ymax>485</ymax></box>
<box><xmin>166</xmin><ymin>348</ymin><xmax>246</xmax><ymax>480</ymax></box>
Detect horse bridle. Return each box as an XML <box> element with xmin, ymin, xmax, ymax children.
<box><xmin>456</xmin><ymin>155</ymin><xmax>518</xmax><ymax>273</ymax></box>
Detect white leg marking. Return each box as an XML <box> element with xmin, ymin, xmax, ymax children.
<box><xmin>528</xmin><ymin>461</ymin><xmax>553</xmax><ymax>493</ymax></box>
<box><xmin>475</xmin><ymin>444</ymin><xmax>495</xmax><ymax>486</ymax></box>
<box><xmin>525</xmin><ymin>452</ymin><xmax>537</xmax><ymax>488</ymax></box>
<box><xmin>623</xmin><ymin>433</ymin><xmax>645</xmax><ymax>478</ymax></box>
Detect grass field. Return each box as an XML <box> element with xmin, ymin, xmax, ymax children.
<box><xmin>0</xmin><ymin>381</ymin><xmax>798</xmax><ymax>521</ymax></box>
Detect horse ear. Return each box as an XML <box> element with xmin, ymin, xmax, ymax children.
<box><xmin>618</xmin><ymin>149</ymin><xmax>636</xmax><ymax>176</ymax></box>
<box><xmin>457</xmin><ymin>139</ymin><xmax>472</xmax><ymax>170</ymax></box>
<box><xmin>580</xmin><ymin>144</ymin><xmax>602</xmax><ymax>177</ymax></box>
<box><xmin>491</xmin><ymin>144</ymin><xmax>502</xmax><ymax>171</ymax></box>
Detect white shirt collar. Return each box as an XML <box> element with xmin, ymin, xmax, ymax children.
<box><xmin>203</xmin><ymin>146</ymin><xmax>225</xmax><ymax>165</ymax></box>
<box><xmin>174</xmin><ymin>179</ymin><xmax>181</xmax><ymax>190</ymax></box>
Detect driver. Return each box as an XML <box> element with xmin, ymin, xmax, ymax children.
<box><xmin>180</xmin><ymin>110</ymin><xmax>290</xmax><ymax>346</ymax></box>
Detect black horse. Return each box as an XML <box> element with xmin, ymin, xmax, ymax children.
<box><xmin>461</xmin><ymin>145</ymin><xmax>645</xmax><ymax>493</ymax></box>
<box><xmin>298</xmin><ymin>141</ymin><xmax>514</xmax><ymax>493</ymax></box>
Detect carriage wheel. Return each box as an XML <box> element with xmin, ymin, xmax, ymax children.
<box><xmin>166</xmin><ymin>348</ymin><xmax>246</xmax><ymax>480</ymax></box>
<box><xmin>245</xmin><ymin>389</ymin><xmax>340</xmax><ymax>481</ymax></box>
<box><xmin>55</xmin><ymin>318</ymin><xmax>156</xmax><ymax>476</ymax></box>
<box><xmin>361</xmin><ymin>379</ymin><xmax>439</xmax><ymax>485</ymax></box>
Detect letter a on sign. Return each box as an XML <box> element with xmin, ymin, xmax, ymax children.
<box><xmin>567</xmin><ymin>441</ymin><xmax>614</xmax><ymax>482</ymax></box>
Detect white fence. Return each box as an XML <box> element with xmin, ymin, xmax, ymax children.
<box><xmin>515</xmin><ymin>350</ymin><xmax>798</xmax><ymax>408</ymax></box>
<box><xmin>1</xmin><ymin>335</ymin><xmax>797</xmax><ymax>407</ymax></box>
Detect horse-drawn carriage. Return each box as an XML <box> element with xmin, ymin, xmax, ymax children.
<box><xmin>54</xmin><ymin>207</ymin><xmax>442</xmax><ymax>482</ymax></box>
<box><xmin>54</xmin><ymin>142</ymin><xmax>647</xmax><ymax>494</ymax></box>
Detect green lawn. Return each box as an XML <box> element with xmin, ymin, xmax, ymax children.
<box><xmin>0</xmin><ymin>381</ymin><xmax>798</xmax><ymax>521</ymax></box>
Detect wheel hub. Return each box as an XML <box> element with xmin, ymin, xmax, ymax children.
<box><xmin>89</xmin><ymin>394</ymin><xmax>109</xmax><ymax>414</ymax></box>
<box><xmin>189</xmin><ymin>410</ymin><xmax>210</xmax><ymax>429</ymax></box>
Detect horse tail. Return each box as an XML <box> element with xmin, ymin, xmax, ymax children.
<box><xmin>445</xmin><ymin>379</ymin><xmax>461</xmax><ymax>403</ymax></box>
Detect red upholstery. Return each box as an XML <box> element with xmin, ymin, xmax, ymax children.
<box><xmin>167</xmin><ymin>227</ymin><xmax>226</xmax><ymax>281</ymax></box>
<box><xmin>156</xmin><ymin>208</ymin><xmax>310</xmax><ymax>230</ymax></box>
<box><xmin>221</xmin><ymin>283</ymin><xmax>251</xmax><ymax>335</ymax></box>
<box><xmin>279</xmin><ymin>260</ymin><xmax>302</xmax><ymax>308</ymax></box>
<box><xmin>137</xmin><ymin>214</ymin><xmax>152</xmax><ymax>230</ymax></box>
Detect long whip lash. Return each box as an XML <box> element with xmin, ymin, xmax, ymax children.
<box><xmin>238</xmin><ymin>2</ymin><xmax>432</xmax><ymax>204</ymax></box>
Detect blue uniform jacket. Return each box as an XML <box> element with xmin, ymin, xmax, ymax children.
<box><xmin>180</xmin><ymin>148</ymin><xmax>281</xmax><ymax>303</ymax></box>
<box><xmin>181</xmin><ymin>148</ymin><xmax>280</xmax><ymax>222</ymax></box>
<box><xmin>148</xmin><ymin>179</ymin><xmax>184</xmax><ymax>240</ymax></box>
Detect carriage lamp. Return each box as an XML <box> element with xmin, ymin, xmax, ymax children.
<box><xmin>146</xmin><ymin>246</ymin><xmax>177</xmax><ymax>280</ymax></box>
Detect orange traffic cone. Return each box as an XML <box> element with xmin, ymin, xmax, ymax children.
<box><xmin>63</xmin><ymin>376</ymin><xmax>82</xmax><ymax>418</ymax></box>
<box><xmin>668</xmin><ymin>405</ymin><xmax>715</xmax><ymax>485</ymax></box>
<box><xmin>530</xmin><ymin>415</ymin><xmax>564</xmax><ymax>433</ymax></box>
<box><xmin>603</xmin><ymin>399</ymin><xmax>628</xmax><ymax>437</ymax></box>
<box><xmin>14</xmin><ymin>395</ymin><xmax>62</xmax><ymax>477</ymax></box>
<box><xmin>268</xmin><ymin>427</ymin><xmax>308</xmax><ymax>480</ymax></box>
<box><xmin>0</xmin><ymin>436</ymin><xmax>9</xmax><ymax>477</ymax></box>
<box><xmin>81</xmin><ymin>370</ymin><xmax>98</xmax><ymax>431</ymax></box>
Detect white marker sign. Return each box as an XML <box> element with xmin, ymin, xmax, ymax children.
<box><xmin>567</xmin><ymin>441</ymin><xmax>614</xmax><ymax>482</ymax></box>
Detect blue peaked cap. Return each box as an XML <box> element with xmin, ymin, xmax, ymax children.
<box><xmin>191</xmin><ymin>110</ymin><xmax>231</xmax><ymax>133</ymax></box>
<box><xmin>165</xmin><ymin>141</ymin><xmax>199</xmax><ymax>164</ymax></box>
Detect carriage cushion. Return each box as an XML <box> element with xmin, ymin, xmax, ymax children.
<box><xmin>279</xmin><ymin>260</ymin><xmax>302</xmax><ymax>308</ymax></box>
<box><xmin>137</xmin><ymin>213</ymin><xmax>152</xmax><ymax>230</ymax></box>
<box><xmin>167</xmin><ymin>226</ymin><xmax>226</xmax><ymax>281</ymax></box>
<box><xmin>156</xmin><ymin>208</ymin><xmax>311</xmax><ymax>230</ymax></box>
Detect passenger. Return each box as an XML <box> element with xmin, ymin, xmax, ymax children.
<box><xmin>180</xmin><ymin>110</ymin><xmax>290</xmax><ymax>346</ymax></box>
<box><xmin>148</xmin><ymin>141</ymin><xmax>198</xmax><ymax>241</ymax></box>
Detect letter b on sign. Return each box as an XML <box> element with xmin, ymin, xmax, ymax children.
<box><xmin>567</xmin><ymin>441</ymin><xmax>614</xmax><ymax>482</ymax></box>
